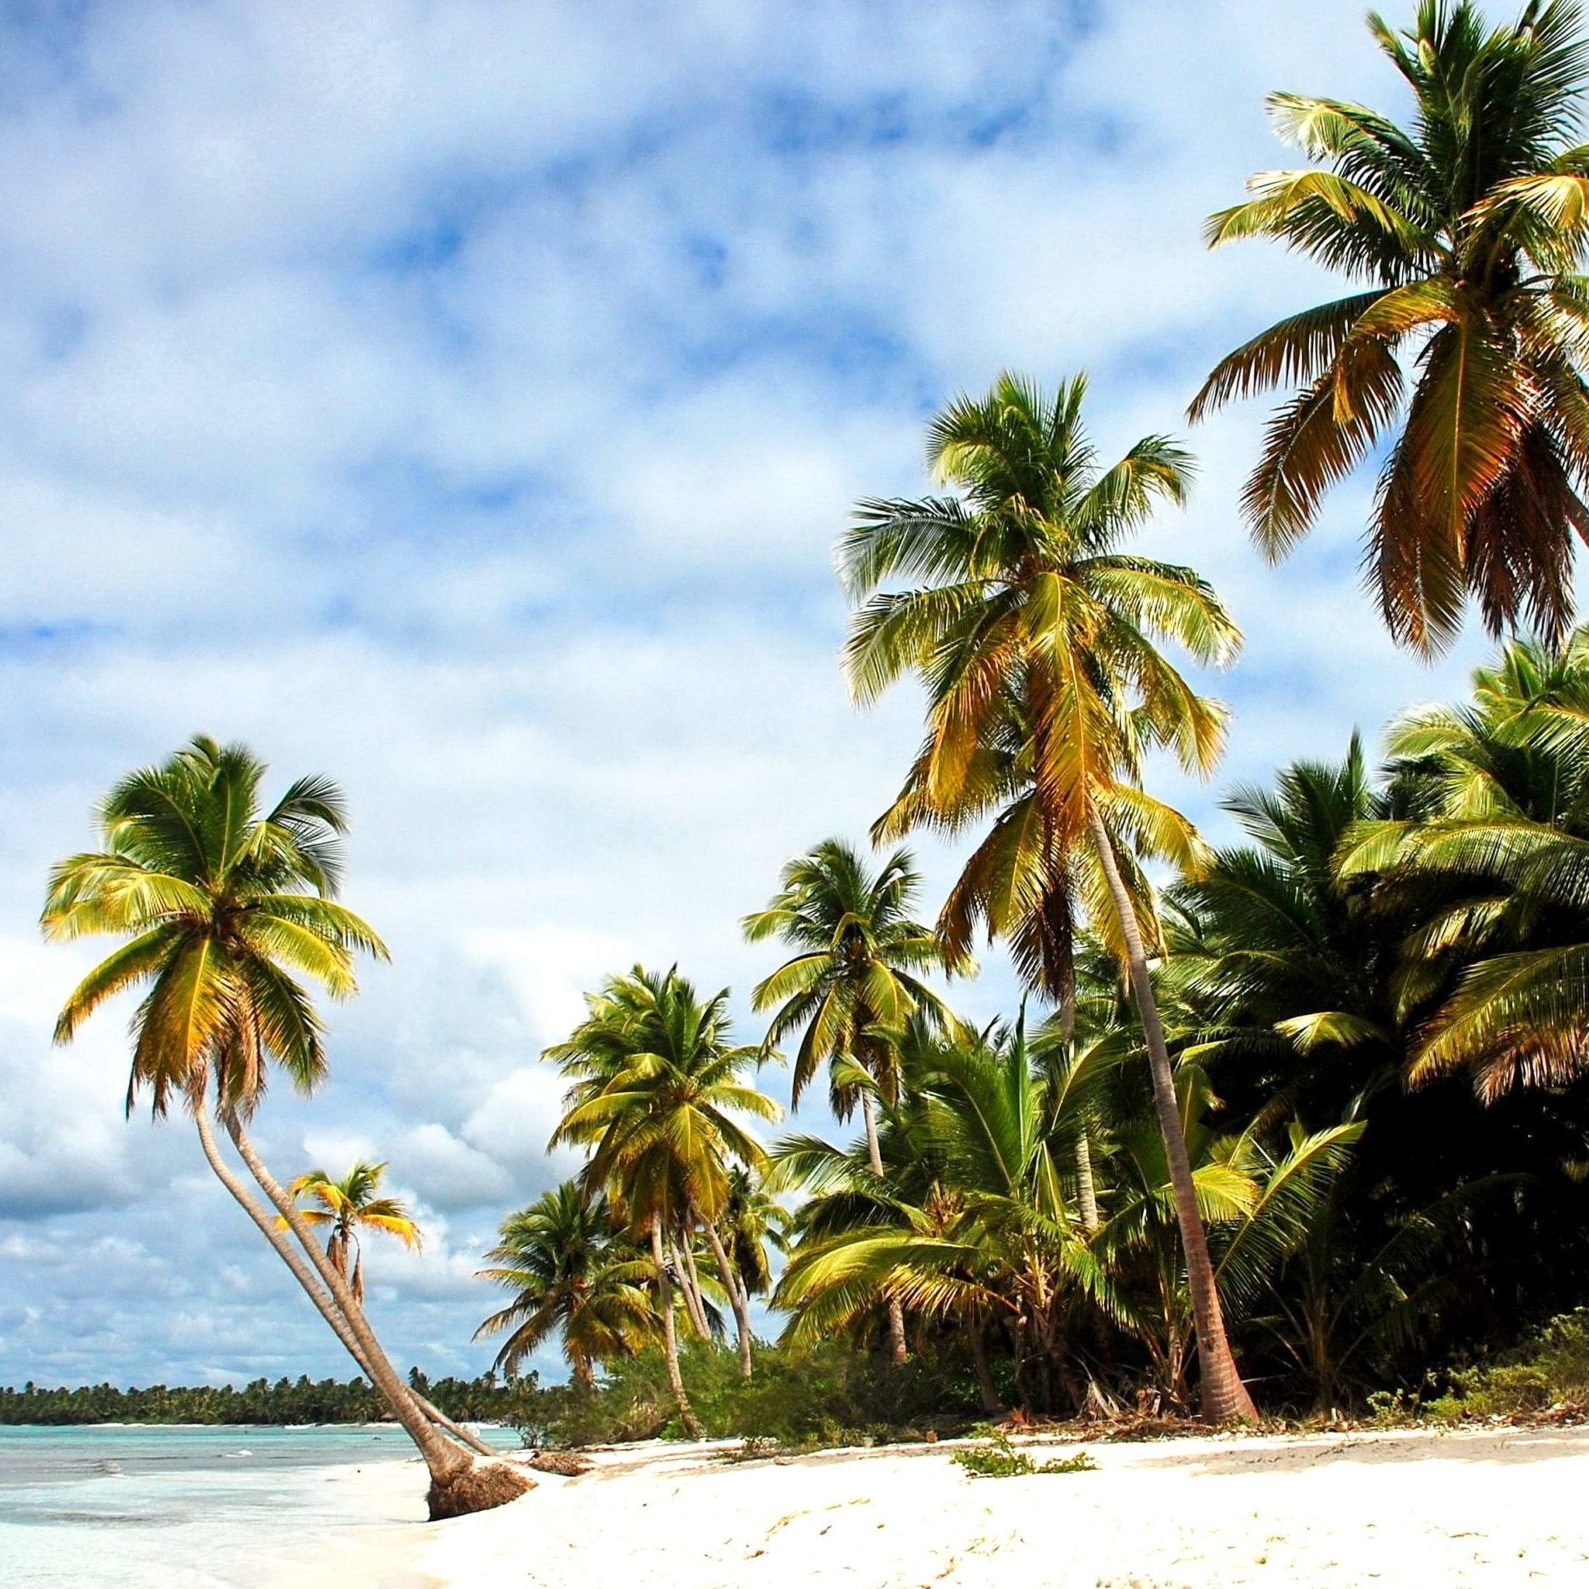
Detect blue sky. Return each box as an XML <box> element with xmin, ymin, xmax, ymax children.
<box><xmin>0</xmin><ymin>0</ymin><xmax>1509</xmax><ymax>1389</ymax></box>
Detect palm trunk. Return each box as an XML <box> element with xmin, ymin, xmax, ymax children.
<box><xmin>410</xmin><ymin>1391</ymin><xmax>499</xmax><ymax>1458</ymax></box>
<box><xmin>969</xmin><ymin>1320</ymin><xmax>1004</xmax><ymax>1414</ymax></box>
<box><xmin>224</xmin><ymin>1115</ymin><xmax>533</xmax><ymax>1513</ymax></box>
<box><xmin>675</xmin><ymin>1236</ymin><xmax>711</xmax><ymax>1339</ymax></box>
<box><xmin>192</xmin><ymin>1111</ymin><xmax>496</xmax><ymax>1461</ymax></box>
<box><xmin>861</xmin><ymin>1090</ymin><xmax>909</xmax><ymax>1366</ymax></box>
<box><xmin>1085</xmin><ymin>803</ymin><xmax>1258</xmax><ymax>1426</ymax></box>
<box><xmin>650</xmin><ymin>1222</ymin><xmax>703</xmax><ymax>1438</ymax></box>
<box><xmin>1075</xmin><ymin>1132</ymin><xmax>1101</xmax><ymax>1235</ymax></box>
<box><xmin>697</xmin><ymin>1208</ymin><xmax>754</xmax><ymax>1379</ymax></box>
<box><xmin>1056</xmin><ymin>974</ymin><xmax>1101</xmax><ymax>1236</ymax></box>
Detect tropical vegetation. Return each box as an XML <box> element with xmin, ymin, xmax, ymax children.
<box><xmin>41</xmin><ymin>738</ymin><xmax>528</xmax><ymax>1517</ymax></box>
<box><xmin>284</xmin><ymin>1160</ymin><xmax>423</xmax><ymax>1307</ymax></box>
<box><xmin>38</xmin><ymin>0</ymin><xmax>1589</xmax><ymax>1475</ymax></box>
<box><xmin>1196</xmin><ymin>0</ymin><xmax>1589</xmax><ymax>652</ymax></box>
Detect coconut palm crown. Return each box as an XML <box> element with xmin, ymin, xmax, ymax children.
<box><xmin>44</xmin><ymin>735</ymin><xmax>387</xmax><ymax>1118</ymax></box>
<box><xmin>286</xmin><ymin>1161</ymin><xmax>423</xmax><ymax>1306</ymax></box>
<box><xmin>1196</xmin><ymin>1</ymin><xmax>1589</xmax><ymax>652</ymax></box>
<box><xmin>742</xmin><ymin>839</ymin><xmax>960</xmax><ymax>1117</ymax></box>
<box><xmin>842</xmin><ymin>371</ymin><xmax>1239</xmax><ymax>877</ymax></box>
<box><xmin>475</xmin><ymin>1183</ymin><xmax>656</xmax><ymax>1382</ymax></box>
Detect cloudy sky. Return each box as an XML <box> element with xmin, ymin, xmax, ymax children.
<box><xmin>0</xmin><ymin>0</ymin><xmax>1513</xmax><ymax>1390</ymax></box>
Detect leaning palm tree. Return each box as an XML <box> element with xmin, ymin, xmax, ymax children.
<box><xmin>548</xmin><ymin>967</ymin><xmax>780</xmax><ymax>1405</ymax></box>
<box><xmin>1195</xmin><ymin>1</ymin><xmax>1589</xmax><ymax>652</ymax></box>
<box><xmin>475</xmin><ymin>1182</ymin><xmax>657</xmax><ymax>1383</ymax></box>
<box><xmin>840</xmin><ymin>372</ymin><xmax>1257</xmax><ymax>1421</ymax></box>
<box><xmin>285</xmin><ymin>1161</ymin><xmax>423</xmax><ymax>1307</ymax></box>
<box><xmin>1099</xmin><ymin>1066</ymin><xmax>1362</xmax><ymax>1409</ymax></box>
<box><xmin>742</xmin><ymin>839</ymin><xmax>959</xmax><ymax>1362</ymax></box>
<box><xmin>43</xmin><ymin>737</ymin><xmax>527</xmax><ymax>1517</ymax></box>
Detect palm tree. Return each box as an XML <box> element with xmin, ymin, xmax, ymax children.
<box><xmin>547</xmin><ymin>967</ymin><xmax>780</xmax><ymax>1408</ymax></box>
<box><xmin>43</xmin><ymin>737</ymin><xmax>527</xmax><ymax>1517</ymax></box>
<box><xmin>1342</xmin><ymin>628</ymin><xmax>1589</xmax><ymax>1094</ymax></box>
<box><xmin>1099</xmin><ymin>1065</ymin><xmax>1361</xmax><ymax>1409</ymax></box>
<box><xmin>1164</xmin><ymin>740</ymin><xmax>1407</xmax><ymax>1128</ymax></box>
<box><xmin>717</xmin><ymin>1164</ymin><xmax>790</xmax><ymax>1307</ymax></box>
<box><xmin>840</xmin><ymin>371</ymin><xmax>1257</xmax><ymax>1421</ymax></box>
<box><xmin>742</xmin><ymin>839</ymin><xmax>959</xmax><ymax>1362</ymax></box>
<box><xmin>285</xmin><ymin>1161</ymin><xmax>422</xmax><ymax>1307</ymax></box>
<box><xmin>475</xmin><ymin>1183</ymin><xmax>657</xmax><ymax>1383</ymax></box>
<box><xmin>1194</xmin><ymin>1</ymin><xmax>1589</xmax><ymax>652</ymax></box>
<box><xmin>775</xmin><ymin>1019</ymin><xmax>1116</xmax><ymax>1414</ymax></box>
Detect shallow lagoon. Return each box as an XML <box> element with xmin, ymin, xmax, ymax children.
<box><xmin>0</xmin><ymin>1424</ymin><xmax>509</xmax><ymax>1587</ymax></box>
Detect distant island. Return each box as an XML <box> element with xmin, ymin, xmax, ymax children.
<box><xmin>0</xmin><ymin>1371</ymin><xmax>522</xmax><ymax>1427</ymax></box>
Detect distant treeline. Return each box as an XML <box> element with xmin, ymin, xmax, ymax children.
<box><xmin>0</xmin><ymin>1369</ymin><xmax>530</xmax><ymax>1426</ymax></box>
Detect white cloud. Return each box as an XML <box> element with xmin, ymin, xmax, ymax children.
<box><xmin>0</xmin><ymin>0</ymin><xmax>1553</xmax><ymax>1387</ymax></box>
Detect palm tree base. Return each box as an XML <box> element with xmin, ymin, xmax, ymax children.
<box><xmin>426</xmin><ymin>1461</ymin><xmax>534</xmax><ymax>1520</ymax></box>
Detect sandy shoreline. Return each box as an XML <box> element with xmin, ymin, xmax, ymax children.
<box><xmin>295</xmin><ymin>1423</ymin><xmax>1589</xmax><ymax>1589</ymax></box>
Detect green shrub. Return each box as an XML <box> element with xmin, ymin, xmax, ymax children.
<box><xmin>1421</xmin><ymin>1309</ymin><xmax>1589</xmax><ymax>1423</ymax></box>
<box><xmin>512</xmin><ymin>1340</ymin><xmax>982</xmax><ymax>1450</ymax></box>
<box><xmin>953</xmin><ymin>1434</ymin><xmax>1097</xmax><ymax>1477</ymax></box>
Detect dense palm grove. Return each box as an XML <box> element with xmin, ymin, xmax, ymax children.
<box><xmin>24</xmin><ymin>1</ymin><xmax>1589</xmax><ymax>1477</ymax></box>
<box><xmin>486</xmin><ymin>624</ymin><xmax>1589</xmax><ymax>1428</ymax></box>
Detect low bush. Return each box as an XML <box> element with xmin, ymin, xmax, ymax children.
<box><xmin>1422</xmin><ymin>1309</ymin><xmax>1589</xmax><ymax>1423</ymax></box>
<box><xmin>953</xmin><ymin>1434</ymin><xmax>1098</xmax><ymax>1477</ymax></box>
<box><xmin>511</xmin><ymin>1340</ymin><xmax>982</xmax><ymax>1450</ymax></box>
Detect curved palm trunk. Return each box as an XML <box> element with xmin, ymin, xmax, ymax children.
<box><xmin>675</xmin><ymin>1236</ymin><xmax>712</xmax><ymax>1339</ymax></box>
<box><xmin>696</xmin><ymin>1207</ymin><xmax>754</xmax><ymax>1379</ymax></box>
<box><xmin>650</xmin><ymin>1222</ymin><xmax>703</xmax><ymax>1438</ymax></box>
<box><xmin>860</xmin><ymin>1090</ymin><xmax>909</xmax><ymax>1366</ymax></box>
<box><xmin>193</xmin><ymin>1112</ymin><xmax>495</xmax><ymax>1460</ymax></box>
<box><xmin>224</xmin><ymin>1115</ymin><xmax>532</xmax><ymax>1514</ymax></box>
<box><xmin>1085</xmin><ymin>805</ymin><xmax>1258</xmax><ymax>1425</ymax></box>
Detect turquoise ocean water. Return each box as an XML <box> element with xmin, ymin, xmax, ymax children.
<box><xmin>0</xmin><ymin>1424</ymin><xmax>509</xmax><ymax>1587</ymax></box>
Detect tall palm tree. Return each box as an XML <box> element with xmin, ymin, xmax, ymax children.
<box><xmin>1195</xmin><ymin>1</ymin><xmax>1589</xmax><ymax>652</ymax></box>
<box><xmin>547</xmin><ymin>967</ymin><xmax>780</xmax><ymax>1407</ymax></box>
<box><xmin>742</xmin><ymin>839</ymin><xmax>958</xmax><ymax>1362</ymax></box>
<box><xmin>840</xmin><ymin>371</ymin><xmax>1257</xmax><ymax>1421</ymax></box>
<box><xmin>43</xmin><ymin>737</ymin><xmax>527</xmax><ymax>1517</ymax></box>
<box><xmin>285</xmin><ymin>1161</ymin><xmax>422</xmax><ymax>1307</ymax></box>
<box><xmin>475</xmin><ymin>1182</ymin><xmax>657</xmax><ymax>1383</ymax></box>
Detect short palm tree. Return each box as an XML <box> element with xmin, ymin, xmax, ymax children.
<box><xmin>1099</xmin><ymin>1067</ymin><xmax>1361</xmax><ymax>1408</ymax></box>
<box><xmin>776</xmin><ymin>1021</ymin><xmax>1116</xmax><ymax>1414</ymax></box>
<box><xmin>547</xmin><ymin>967</ymin><xmax>780</xmax><ymax>1410</ymax></box>
<box><xmin>742</xmin><ymin>839</ymin><xmax>958</xmax><ymax>1363</ymax></box>
<box><xmin>475</xmin><ymin>1182</ymin><xmax>657</xmax><ymax>1383</ymax></box>
<box><xmin>43</xmin><ymin>737</ymin><xmax>526</xmax><ymax>1517</ymax></box>
<box><xmin>717</xmin><ymin>1164</ymin><xmax>789</xmax><ymax>1305</ymax></box>
<box><xmin>1195</xmin><ymin>1</ymin><xmax>1589</xmax><ymax>652</ymax></box>
<box><xmin>840</xmin><ymin>371</ymin><xmax>1256</xmax><ymax>1421</ymax></box>
<box><xmin>1342</xmin><ymin>628</ymin><xmax>1589</xmax><ymax>1094</ymax></box>
<box><xmin>285</xmin><ymin>1161</ymin><xmax>423</xmax><ymax>1307</ymax></box>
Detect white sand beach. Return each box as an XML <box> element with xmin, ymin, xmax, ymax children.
<box><xmin>298</xmin><ymin>1424</ymin><xmax>1589</xmax><ymax>1589</ymax></box>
